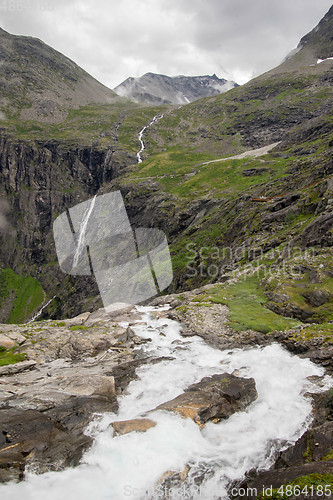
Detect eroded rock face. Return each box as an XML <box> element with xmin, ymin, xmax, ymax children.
<box><xmin>304</xmin><ymin>289</ymin><xmax>331</xmax><ymax>307</ymax></box>
<box><xmin>155</xmin><ymin>373</ymin><xmax>257</xmax><ymax>425</ymax></box>
<box><xmin>0</xmin><ymin>334</ymin><xmax>16</xmax><ymax>349</ymax></box>
<box><xmin>0</xmin><ymin>407</ymin><xmax>91</xmax><ymax>482</ymax></box>
<box><xmin>0</xmin><ymin>308</ymin><xmax>156</xmax><ymax>483</ymax></box>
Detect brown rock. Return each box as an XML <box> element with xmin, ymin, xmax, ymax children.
<box><xmin>157</xmin><ymin>464</ymin><xmax>190</xmax><ymax>485</ymax></box>
<box><xmin>239</xmin><ymin>461</ymin><xmax>333</xmax><ymax>500</ymax></box>
<box><xmin>303</xmin><ymin>289</ymin><xmax>330</xmax><ymax>307</ymax></box>
<box><xmin>6</xmin><ymin>332</ymin><xmax>26</xmax><ymax>345</ymax></box>
<box><xmin>0</xmin><ymin>334</ymin><xmax>16</xmax><ymax>349</ymax></box>
<box><xmin>154</xmin><ymin>373</ymin><xmax>257</xmax><ymax>426</ymax></box>
<box><xmin>111</xmin><ymin>418</ymin><xmax>156</xmax><ymax>436</ymax></box>
<box><xmin>0</xmin><ymin>407</ymin><xmax>91</xmax><ymax>482</ymax></box>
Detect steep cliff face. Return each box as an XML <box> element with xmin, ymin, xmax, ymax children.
<box><xmin>0</xmin><ymin>96</ymin><xmax>166</xmax><ymax>322</ymax></box>
<box><xmin>0</xmin><ymin>137</ymin><xmax>115</xmax><ymax>321</ymax></box>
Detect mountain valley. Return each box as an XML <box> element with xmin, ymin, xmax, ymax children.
<box><xmin>0</xmin><ymin>5</ymin><xmax>333</xmax><ymax>497</ymax></box>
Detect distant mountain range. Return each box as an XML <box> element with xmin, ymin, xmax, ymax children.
<box><xmin>113</xmin><ymin>73</ymin><xmax>238</xmax><ymax>105</ymax></box>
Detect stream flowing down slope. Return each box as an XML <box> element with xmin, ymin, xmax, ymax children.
<box><xmin>0</xmin><ymin>306</ymin><xmax>331</xmax><ymax>500</ymax></box>
<box><xmin>137</xmin><ymin>115</ymin><xmax>164</xmax><ymax>163</ymax></box>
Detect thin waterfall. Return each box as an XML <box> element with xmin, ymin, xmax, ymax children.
<box><xmin>72</xmin><ymin>195</ymin><xmax>97</xmax><ymax>269</ymax></box>
<box><xmin>137</xmin><ymin>114</ymin><xmax>164</xmax><ymax>163</ymax></box>
<box><xmin>27</xmin><ymin>295</ymin><xmax>56</xmax><ymax>323</ymax></box>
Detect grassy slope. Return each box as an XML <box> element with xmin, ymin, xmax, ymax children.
<box><xmin>1</xmin><ymin>101</ymin><xmax>168</xmax><ymax>152</ymax></box>
<box><xmin>120</xmin><ymin>70</ymin><xmax>333</xmax><ymax>200</ymax></box>
<box><xmin>0</xmin><ymin>268</ymin><xmax>44</xmax><ymax>323</ymax></box>
<box><xmin>190</xmin><ymin>275</ymin><xmax>301</xmax><ymax>333</ymax></box>
<box><xmin>0</xmin><ymin>346</ymin><xmax>26</xmax><ymax>366</ymax></box>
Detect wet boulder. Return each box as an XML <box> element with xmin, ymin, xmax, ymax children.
<box><xmin>0</xmin><ymin>407</ymin><xmax>91</xmax><ymax>482</ymax></box>
<box><xmin>111</xmin><ymin>418</ymin><xmax>156</xmax><ymax>436</ymax></box>
<box><xmin>154</xmin><ymin>373</ymin><xmax>257</xmax><ymax>426</ymax></box>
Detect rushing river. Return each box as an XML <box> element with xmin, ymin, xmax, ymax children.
<box><xmin>1</xmin><ymin>306</ymin><xmax>331</xmax><ymax>500</ymax></box>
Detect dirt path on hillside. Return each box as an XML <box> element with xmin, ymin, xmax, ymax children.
<box><xmin>202</xmin><ymin>141</ymin><xmax>281</xmax><ymax>166</ymax></box>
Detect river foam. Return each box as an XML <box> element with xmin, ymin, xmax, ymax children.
<box><xmin>1</xmin><ymin>306</ymin><xmax>331</xmax><ymax>500</ymax></box>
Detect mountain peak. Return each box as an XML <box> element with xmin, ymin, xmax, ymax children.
<box><xmin>297</xmin><ymin>4</ymin><xmax>333</xmax><ymax>59</ymax></box>
<box><xmin>0</xmin><ymin>27</ymin><xmax>117</xmax><ymax>123</ymax></box>
<box><xmin>113</xmin><ymin>72</ymin><xmax>238</xmax><ymax>105</ymax></box>
<box><xmin>262</xmin><ymin>5</ymin><xmax>333</xmax><ymax>77</ymax></box>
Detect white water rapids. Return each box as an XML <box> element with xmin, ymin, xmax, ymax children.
<box><xmin>1</xmin><ymin>305</ymin><xmax>331</xmax><ymax>500</ymax></box>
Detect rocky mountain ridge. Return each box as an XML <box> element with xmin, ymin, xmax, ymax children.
<box><xmin>0</xmin><ymin>27</ymin><xmax>117</xmax><ymax>123</ymax></box>
<box><xmin>113</xmin><ymin>72</ymin><xmax>238</xmax><ymax>105</ymax></box>
<box><xmin>261</xmin><ymin>4</ymin><xmax>333</xmax><ymax>77</ymax></box>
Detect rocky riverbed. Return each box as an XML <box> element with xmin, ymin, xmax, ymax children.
<box><xmin>0</xmin><ymin>288</ymin><xmax>332</xmax><ymax>497</ymax></box>
<box><xmin>0</xmin><ymin>306</ymin><xmax>162</xmax><ymax>482</ymax></box>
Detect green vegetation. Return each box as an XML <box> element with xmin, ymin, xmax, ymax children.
<box><xmin>0</xmin><ymin>269</ymin><xmax>44</xmax><ymax>324</ymax></box>
<box><xmin>303</xmin><ymin>432</ymin><xmax>314</xmax><ymax>462</ymax></box>
<box><xmin>289</xmin><ymin>323</ymin><xmax>333</xmax><ymax>344</ymax></box>
<box><xmin>257</xmin><ymin>474</ymin><xmax>333</xmax><ymax>499</ymax></box>
<box><xmin>122</xmin><ymin>143</ymin><xmax>298</xmax><ymax>201</ymax></box>
<box><xmin>190</xmin><ymin>275</ymin><xmax>301</xmax><ymax>333</ymax></box>
<box><xmin>321</xmin><ymin>449</ymin><xmax>333</xmax><ymax>461</ymax></box>
<box><xmin>1</xmin><ymin>101</ymin><xmax>168</xmax><ymax>152</ymax></box>
<box><xmin>69</xmin><ymin>325</ymin><xmax>89</xmax><ymax>331</ymax></box>
<box><xmin>50</xmin><ymin>321</ymin><xmax>66</xmax><ymax>327</ymax></box>
<box><xmin>261</xmin><ymin>250</ymin><xmax>333</xmax><ymax>324</ymax></box>
<box><xmin>1</xmin><ymin>32</ymin><xmax>332</xmax><ymax>327</ymax></box>
<box><xmin>0</xmin><ymin>346</ymin><xmax>26</xmax><ymax>367</ymax></box>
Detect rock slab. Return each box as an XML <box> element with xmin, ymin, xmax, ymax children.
<box><xmin>155</xmin><ymin>373</ymin><xmax>257</xmax><ymax>425</ymax></box>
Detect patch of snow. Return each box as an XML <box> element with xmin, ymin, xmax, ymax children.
<box><xmin>317</xmin><ymin>57</ymin><xmax>333</xmax><ymax>64</ymax></box>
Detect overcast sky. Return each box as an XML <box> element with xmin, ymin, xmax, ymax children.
<box><xmin>1</xmin><ymin>0</ymin><xmax>332</xmax><ymax>87</ymax></box>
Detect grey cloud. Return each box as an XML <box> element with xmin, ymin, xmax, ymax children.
<box><xmin>0</xmin><ymin>0</ymin><xmax>332</xmax><ymax>87</ymax></box>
